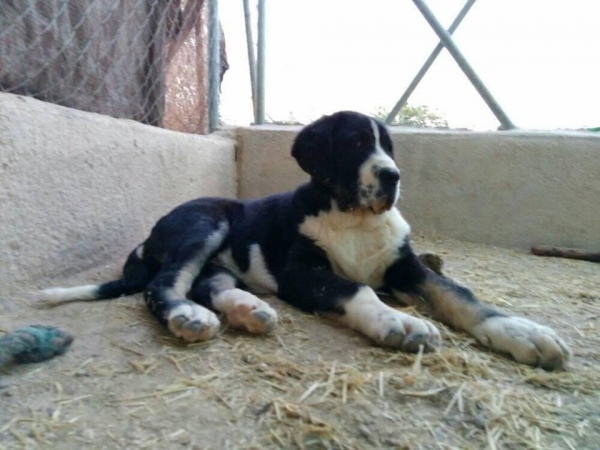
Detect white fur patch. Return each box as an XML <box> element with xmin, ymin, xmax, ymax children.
<box><xmin>299</xmin><ymin>203</ymin><xmax>410</xmax><ymax>288</ymax></box>
<box><xmin>357</xmin><ymin>120</ymin><xmax>400</xmax><ymax>208</ymax></box>
<box><xmin>39</xmin><ymin>284</ymin><xmax>99</xmax><ymax>302</ymax></box>
<box><xmin>167</xmin><ymin>301</ymin><xmax>221</xmax><ymax>342</ymax></box>
<box><xmin>246</xmin><ymin>244</ymin><xmax>279</xmax><ymax>292</ymax></box>
<box><xmin>169</xmin><ymin>222</ymin><xmax>229</xmax><ymax>299</ymax></box>
<box><xmin>214</xmin><ymin>244</ymin><xmax>278</xmax><ymax>294</ymax></box>
<box><xmin>341</xmin><ymin>286</ymin><xmax>440</xmax><ymax>347</ymax></box>
<box><xmin>210</xmin><ymin>272</ymin><xmax>238</xmax><ymax>292</ymax></box>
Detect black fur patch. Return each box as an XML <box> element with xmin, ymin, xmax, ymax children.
<box><xmin>383</xmin><ymin>238</ymin><xmax>428</xmax><ymax>293</ymax></box>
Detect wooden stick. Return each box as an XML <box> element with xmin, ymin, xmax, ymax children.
<box><xmin>531</xmin><ymin>246</ymin><xmax>600</xmax><ymax>263</ymax></box>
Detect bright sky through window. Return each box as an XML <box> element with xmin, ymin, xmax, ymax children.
<box><xmin>220</xmin><ymin>0</ymin><xmax>599</xmax><ymax>130</ymax></box>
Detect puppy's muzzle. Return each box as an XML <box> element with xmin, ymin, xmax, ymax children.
<box><xmin>378</xmin><ymin>168</ymin><xmax>400</xmax><ymax>189</ymax></box>
<box><xmin>370</xmin><ymin>168</ymin><xmax>400</xmax><ymax>213</ymax></box>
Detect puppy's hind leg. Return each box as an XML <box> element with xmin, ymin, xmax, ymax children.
<box><xmin>144</xmin><ymin>223</ymin><xmax>228</xmax><ymax>342</ymax></box>
<box><xmin>189</xmin><ymin>268</ymin><xmax>278</xmax><ymax>335</ymax></box>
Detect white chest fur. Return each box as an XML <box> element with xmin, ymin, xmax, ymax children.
<box><xmin>299</xmin><ymin>205</ymin><xmax>411</xmax><ymax>288</ymax></box>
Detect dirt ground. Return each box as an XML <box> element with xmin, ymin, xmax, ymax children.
<box><xmin>1</xmin><ymin>234</ymin><xmax>599</xmax><ymax>450</ymax></box>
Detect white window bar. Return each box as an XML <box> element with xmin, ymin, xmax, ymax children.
<box><xmin>386</xmin><ymin>0</ymin><xmax>476</xmax><ymax>125</ymax></box>
<box><xmin>410</xmin><ymin>0</ymin><xmax>516</xmax><ymax>130</ymax></box>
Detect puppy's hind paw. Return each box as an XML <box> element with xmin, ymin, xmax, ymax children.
<box><xmin>217</xmin><ymin>289</ymin><xmax>278</xmax><ymax>335</ymax></box>
<box><xmin>167</xmin><ymin>301</ymin><xmax>221</xmax><ymax>342</ymax></box>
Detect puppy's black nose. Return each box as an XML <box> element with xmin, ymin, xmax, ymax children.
<box><xmin>379</xmin><ymin>168</ymin><xmax>400</xmax><ymax>185</ymax></box>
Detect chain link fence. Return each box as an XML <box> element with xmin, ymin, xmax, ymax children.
<box><xmin>0</xmin><ymin>0</ymin><xmax>228</xmax><ymax>134</ymax></box>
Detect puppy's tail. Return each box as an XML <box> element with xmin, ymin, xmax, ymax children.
<box><xmin>36</xmin><ymin>244</ymin><xmax>155</xmax><ymax>308</ymax></box>
<box><xmin>36</xmin><ymin>279</ymin><xmax>145</xmax><ymax>308</ymax></box>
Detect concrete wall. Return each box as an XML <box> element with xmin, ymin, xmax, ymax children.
<box><xmin>2</xmin><ymin>94</ymin><xmax>598</xmax><ymax>295</ymax></box>
<box><xmin>238</xmin><ymin>126</ymin><xmax>600</xmax><ymax>251</ymax></box>
<box><xmin>1</xmin><ymin>93</ymin><xmax>236</xmax><ymax>294</ymax></box>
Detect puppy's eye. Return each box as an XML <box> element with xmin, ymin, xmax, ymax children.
<box><xmin>356</xmin><ymin>137</ymin><xmax>368</xmax><ymax>148</ymax></box>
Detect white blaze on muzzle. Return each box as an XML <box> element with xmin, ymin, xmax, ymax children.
<box><xmin>358</xmin><ymin>120</ymin><xmax>400</xmax><ymax>210</ymax></box>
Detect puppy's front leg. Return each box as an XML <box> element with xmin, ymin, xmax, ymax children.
<box><xmin>338</xmin><ymin>285</ymin><xmax>441</xmax><ymax>352</ymax></box>
<box><xmin>278</xmin><ymin>247</ymin><xmax>440</xmax><ymax>352</ymax></box>
<box><xmin>386</xmin><ymin>248</ymin><xmax>571</xmax><ymax>370</ymax></box>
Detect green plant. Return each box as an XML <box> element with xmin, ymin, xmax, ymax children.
<box><xmin>373</xmin><ymin>105</ymin><xmax>448</xmax><ymax>128</ymax></box>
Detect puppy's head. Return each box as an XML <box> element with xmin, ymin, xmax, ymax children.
<box><xmin>292</xmin><ymin>111</ymin><xmax>400</xmax><ymax>214</ymax></box>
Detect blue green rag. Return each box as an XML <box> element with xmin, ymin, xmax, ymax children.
<box><xmin>0</xmin><ymin>325</ymin><xmax>73</xmax><ymax>365</ymax></box>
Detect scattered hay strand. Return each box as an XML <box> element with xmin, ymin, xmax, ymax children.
<box><xmin>298</xmin><ymin>382</ymin><xmax>321</xmax><ymax>403</ymax></box>
<box><xmin>110</xmin><ymin>340</ymin><xmax>147</xmax><ymax>357</ymax></box>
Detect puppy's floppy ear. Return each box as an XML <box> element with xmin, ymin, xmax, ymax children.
<box><xmin>291</xmin><ymin>116</ymin><xmax>334</xmax><ymax>184</ymax></box>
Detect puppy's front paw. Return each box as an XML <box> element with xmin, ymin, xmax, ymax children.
<box><xmin>473</xmin><ymin>316</ymin><xmax>571</xmax><ymax>370</ymax></box>
<box><xmin>342</xmin><ymin>287</ymin><xmax>441</xmax><ymax>352</ymax></box>
<box><xmin>167</xmin><ymin>301</ymin><xmax>221</xmax><ymax>342</ymax></box>
<box><xmin>377</xmin><ymin>310</ymin><xmax>442</xmax><ymax>353</ymax></box>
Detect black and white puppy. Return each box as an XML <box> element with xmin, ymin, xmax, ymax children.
<box><xmin>41</xmin><ymin>111</ymin><xmax>570</xmax><ymax>370</ymax></box>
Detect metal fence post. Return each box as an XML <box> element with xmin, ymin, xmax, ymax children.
<box><xmin>256</xmin><ymin>0</ymin><xmax>266</xmax><ymax>124</ymax></box>
<box><xmin>208</xmin><ymin>0</ymin><xmax>220</xmax><ymax>132</ymax></box>
<box><xmin>243</xmin><ymin>0</ymin><xmax>258</xmax><ymax>123</ymax></box>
